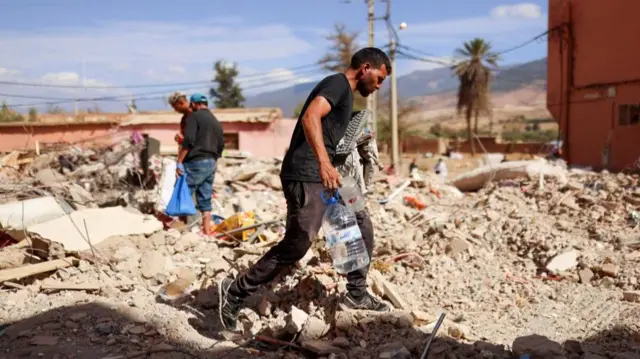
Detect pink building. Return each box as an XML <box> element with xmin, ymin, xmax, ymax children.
<box><xmin>0</xmin><ymin>108</ymin><xmax>296</xmax><ymax>159</ymax></box>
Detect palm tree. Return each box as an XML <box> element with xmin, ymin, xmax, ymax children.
<box><xmin>452</xmin><ymin>38</ymin><xmax>498</xmax><ymax>155</ymax></box>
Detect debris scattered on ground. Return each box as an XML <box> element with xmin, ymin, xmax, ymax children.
<box><xmin>1</xmin><ymin>140</ymin><xmax>639</xmax><ymax>358</ymax></box>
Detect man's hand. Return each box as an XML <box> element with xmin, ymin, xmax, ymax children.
<box><xmin>319</xmin><ymin>161</ymin><xmax>341</xmax><ymax>190</ymax></box>
<box><xmin>174</xmin><ymin>133</ymin><xmax>184</xmax><ymax>144</ymax></box>
<box><xmin>176</xmin><ymin>163</ymin><xmax>184</xmax><ymax>180</ymax></box>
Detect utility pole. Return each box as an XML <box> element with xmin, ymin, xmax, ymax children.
<box><xmin>387</xmin><ymin>0</ymin><xmax>399</xmax><ymax>170</ymax></box>
<box><xmin>366</xmin><ymin>0</ymin><xmax>377</xmax><ymax>133</ymax></box>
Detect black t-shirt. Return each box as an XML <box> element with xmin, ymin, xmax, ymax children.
<box><xmin>280</xmin><ymin>73</ymin><xmax>353</xmax><ymax>182</ymax></box>
<box><xmin>182</xmin><ymin>109</ymin><xmax>225</xmax><ymax>162</ymax></box>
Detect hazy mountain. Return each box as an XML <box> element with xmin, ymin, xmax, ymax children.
<box><xmin>245</xmin><ymin>57</ymin><xmax>547</xmax><ymax>117</ymax></box>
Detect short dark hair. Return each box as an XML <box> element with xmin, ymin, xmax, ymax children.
<box><xmin>349</xmin><ymin>47</ymin><xmax>392</xmax><ymax>74</ymax></box>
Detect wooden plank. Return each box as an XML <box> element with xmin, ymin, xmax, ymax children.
<box><xmin>0</xmin><ymin>257</ymin><xmax>78</xmax><ymax>282</ymax></box>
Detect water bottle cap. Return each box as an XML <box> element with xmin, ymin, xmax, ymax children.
<box><xmin>321</xmin><ymin>191</ymin><xmax>340</xmax><ymax>204</ymax></box>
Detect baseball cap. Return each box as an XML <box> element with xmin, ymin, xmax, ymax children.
<box><xmin>190</xmin><ymin>93</ymin><xmax>208</xmax><ymax>104</ymax></box>
<box><xmin>167</xmin><ymin>91</ymin><xmax>186</xmax><ymax>105</ymax></box>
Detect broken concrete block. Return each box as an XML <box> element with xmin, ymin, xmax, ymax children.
<box><xmin>578</xmin><ymin>268</ymin><xmax>594</xmax><ymax>284</ymax></box>
<box><xmin>286</xmin><ymin>306</ymin><xmax>309</xmax><ymax>334</ymax></box>
<box><xmin>512</xmin><ymin>334</ymin><xmax>563</xmax><ymax>359</ymax></box>
<box><xmin>300</xmin><ymin>316</ymin><xmax>331</xmax><ymax>341</ymax></box>
<box><xmin>600</xmin><ymin>263</ymin><xmax>618</xmax><ymax>277</ymax></box>
<box><xmin>378</xmin><ymin>342</ymin><xmax>411</xmax><ymax>359</ymax></box>
<box><xmin>446</xmin><ymin>238</ymin><xmax>470</xmax><ymax>255</ymax></box>
<box><xmin>623</xmin><ymin>291</ymin><xmax>640</xmax><ymax>303</ymax></box>
<box><xmin>204</xmin><ymin>257</ymin><xmax>230</xmax><ymax>276</ymax></box>
<box><xmin>139</xmin><ymin>251</ymin><xmax>167</xmax><ymax>279</ymax></box>
<box><xmin>545</xmin><ymin>249</ymin><xmax>578</xmax><ymax>273</ymax></box>
<box><xmin>173</xmin><ymin>232</ymin><xmax>200</xmax><ymax>253</ymax></box>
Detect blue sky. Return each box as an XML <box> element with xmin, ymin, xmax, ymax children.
<box><xmin>0</xmin><ymin>0</ymin><xmax>548</xmax><ymax>112</ymax></box>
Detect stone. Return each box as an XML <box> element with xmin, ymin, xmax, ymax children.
<box><xmin>623</xmin><ymin>291</ymin><xmax>640</xmax><ymax>303</ymax></box>
<box><xmin>300</xmin><ymin>317</ymin><xmax>331</xmax><ymax>341</ymax></box>
<box><xmin>486</xmin><ymin>210</ymin><xmax>501</xmax><ymax>221</ymax></box>
<box><xmin>447</xmin><ymin>322</ymin><xmax>471</xmax><ymax>339</ymax></box>
<box><xmin>204</xmin><ymin>257</ymin><xmax>230</xmax><ymax>276</ymax></box>
<box><xmin>334</xmin><ymin>311</ymin><xmax>356</xmax><ymax>333</ymax></box>
<box><xmin>601</xmin><ymin>263</ymin><xmax>618</xmax><ymax>277</ymax></box>
<box><xmin>470</xmin><ymin>228</ymin><xmax>485</xmax><ymax>239</ymax></box>
<box><xmin>302</xmin><ymin>340</ymin><xmax>344</xmax><ymax>355</ymax></box>
<box><xmin>578</xmin><ymin>268</ymin><xmax>594</xmax><ymax>284</ymax></box>
<box><xmin>378</xmin><ymin>342</ymin><xmax>411</xmax><ymax>359</ymax></box>
<box><xmin>555</xmin><ymin>220</ymin><xmax>572</xmax><ymax>231</ymax></box>
<box><xmin>128</xmin><ymin>325</ymin><xmax>146</xmax><ymax>335</ymax></box>
<box><xmin>446</xmin><ymin>238</ymin><xmax>470</xmax><ymax>255</ymax></box>
<box><xmin>174</xmin><ymin>232</ymin><xmax>201</xmax><ymax>253</ymax></box>
<box><xmin>411</xmin><ymin>310</ymin><xmax>432</xmax><ymax>324</ymax></box>
<box><xmin>148</xmin><ymin>231</ymin><xmax>166</xmax><ymax>248</ymax></box>
<box><xmin>546</xmin><ymin>250</ymin><xmax>578</xmax><ymax>273</ymax></box>
<box><xmin>257</xmin><ymin>296</ymin><xmax>271</xmax><ymax>316</ymax></box>
<box><xmin>332</xmin><ymin>337</ymin><xmax>350</xmax><ymax>348</ymax></box>
<box><xmin>69</xmin><ymin>312</ymin><xmax>88</xmax><ymax>321</ymax></box>
<box><xmin>139</xmin><ymin>250</ymin><xmax>167</xmax><ymax>279</ymax></box>
<box><xmin>96</xmin><ymin>322</ymin><xmax>116</xmax><ymax>335</ymax></box>
<box><xmin>512</xmin><ymin>334</ymin><xmax>563</xmax><ymax>359</ymax></box>
<box><xmin>29</xmin><ymin>336</ymin><xmax>59</xmax><ymax>346</ymax></box>
<box><xmin>583</xmin><ymin>354</ymin><xmax>607</xmax><ymax>359</ymax></box>
<box><xmin>286</xmin><ymin>306</ymin><xmax>309</xmax><ymax>334</ymax></box>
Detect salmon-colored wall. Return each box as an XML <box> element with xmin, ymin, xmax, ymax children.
<box><xmin>0</xmin><ymin>119</ymin><xmax>297</xmax><ymax>159</ymax></box>
<box><xmin>548</xmin><ymin>0</ymin><xmax>640</xmax><ymax>171</ymax></box>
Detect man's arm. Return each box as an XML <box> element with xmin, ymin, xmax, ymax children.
<box><xmin>176</xmin><ymin>113</ymin><xmax>196</xmax><ymax>176</ymax></box>
<box><xmin>302</xmin><ymin>96</ymin><xmax>341</xmax><ymax>189</ymax></box>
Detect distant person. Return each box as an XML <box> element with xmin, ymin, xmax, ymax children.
<box><xmin>409</xmin><ymin>158</ymin><xmax>418</xmax><ymax>174</ymax></box>
<box><xmin>169</xmin><ymin>92</ymin><xmax>224</xmax><ymax>235</ymax></box>
<box><xmin>434</xmin><ymin>158</ymin><xmax>448</xmax><ymax>180</ymax></box>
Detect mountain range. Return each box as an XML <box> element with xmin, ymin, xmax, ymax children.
<box><xmin>245</xmin><ymin>57</ymin><xmax>547</xmax><ymax>117</ymax></box>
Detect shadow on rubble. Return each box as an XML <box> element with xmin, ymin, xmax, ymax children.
<box><xmin>2</xmin><ymin>297</ymin><xmax>639</xmax><ymax>359</ymax></box>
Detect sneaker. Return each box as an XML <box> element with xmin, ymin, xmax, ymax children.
<box><xmin>340</xmin><ymin>291</ymin><xmax>390</xmax><ymax>312</ymax></box>
<box><xmin>218</xmin><ymin>278</ymin><xmax>242</xmax><ymax>331</ymax></box>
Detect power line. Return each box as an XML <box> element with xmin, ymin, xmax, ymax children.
<box><xmin>0</xmin><ymin>63</ymin><xmax>322</xmax><ymax>89</ymax></box>
<box><xmin>5</xmin><ymin>69</ymin><xmax>325</xmax><ymax>108</ymax></box>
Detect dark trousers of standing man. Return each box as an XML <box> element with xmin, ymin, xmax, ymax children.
<box><xmin>228</xmin><ymin>179</ymin><xmax>374</xmax><ymax>299</ymax></box>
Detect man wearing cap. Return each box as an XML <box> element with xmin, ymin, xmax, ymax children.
<box><xmin>169</xmin><ymin>92</ymin><xmax>224</xmax><ymax>234</ymax></box>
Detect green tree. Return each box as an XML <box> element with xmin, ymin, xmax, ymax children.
<box><xmin>0</xmin><ymin>101</ymin><xmax>23</xmax><ymax>122</ymax></box>
<box><xmin>452</xmin><ymin>38</ymin><xmax>498</xmax><ymax>155</ymax></box>
<box><xmin>318</xmin><ymin>23</ymin><xmax>367</xmax><ymax>110</ymax></box>
<box><xmin>28</xmin><ymin>107</ymin><xmax>38</xmax><ymax>122</ymax></box>
<box><xmin>46</xmin><ymin>105</ymin><xmax>66</xmax><ymax>114</ymax></box>
<box><xmin>210</xmin><ymin>60</ymin><xmax>245</xmax><ymax>109</ymax></box>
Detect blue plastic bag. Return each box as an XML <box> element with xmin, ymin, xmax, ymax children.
<box><xmin>165</xmin><ymin>167</ymin><xmax>197</xmax><ymax>217</ymax></box>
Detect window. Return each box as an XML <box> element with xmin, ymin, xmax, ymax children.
<box><xmin>224</xmin><ymin>133</ymin><xmax>239</xmax><ymax>150</ymax></box>
<box><xmin>619</xmin><ymin>104</ymin><xmax>640</xmax><ymax>126</ymax></box>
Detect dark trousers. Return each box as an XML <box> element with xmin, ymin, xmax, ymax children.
<box><xmin>228</xmin><ymin>180</ymin><xmax>374</xmax><ymax>299</ymax></box>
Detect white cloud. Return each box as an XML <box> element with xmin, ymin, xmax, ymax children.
<box><xmin>391</xmin><ymin>3</ymin><xmax>546</xmax><ymax>50</ymax></box>
<box><xmin>0</xmin><ymin>67</ymin><xmax>22</xmax><ymax>77</ymax></box>
<box><xmin>167</xmin><ymin>66</ymin><xmax>186</xmax><ymax>75</ymax></box>
<box><xmin>491</xmin><ymin>3</ymin><xmax>542</xmax><ymax>19</ymax></box>
<box><xmin>0</xmin><ymin>20</ymin><xmax>312</xmax><ymax>71</ymax></box>
<box><xmin>239</xmin><ymin>68</ymin><xmax>319</xmax><ymax>95</ymax></box>
<box><xmin>41</xmin><ymin>72</ymin><xmax>80</xmax><ymax>84</ymax></box>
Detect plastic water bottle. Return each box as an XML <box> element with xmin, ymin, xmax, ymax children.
<box><xmin>338</xmin><ymin>176</ymin><xmax>366</xmax><ymax>213</ymax></box>
<box><xmin>321</xmin><ymin>192</ymin><xmax>370</xmax><ymax>274</ymax></box>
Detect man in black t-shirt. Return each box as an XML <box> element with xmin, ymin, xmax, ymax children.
<box><xmin>218</xmin><ymin>48</ymin><xmax>391</xmax><ymax>330</ymax></box>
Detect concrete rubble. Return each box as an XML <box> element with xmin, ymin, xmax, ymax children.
<box><xmin>1</xmin><ymin>142</ymin><xmax>640</xmax><ymax>359</ymax></box>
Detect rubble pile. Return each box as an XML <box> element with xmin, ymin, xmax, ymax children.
<box><xmin>1</xmin><ymin>144</ymin><xmax>639</xmax><ymax>359</ymax></box>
